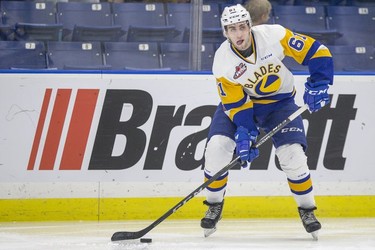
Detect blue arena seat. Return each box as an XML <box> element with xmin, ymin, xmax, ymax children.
<box><xmin>14</xmin><ymin>23</ymin><xmax>63</xmax><ymax>41</ymax></box>
<box><xmin>113</xmin><ymin>2</ymin><xmax>167</xmax><ymax>30</ymax></box>
<box><xmin>283</xmin><ymin>45</ymin><xmax>375</xmax><ymax>72</ymax></box>
<box><xmin>126</xmin><ymin>25</ymin><xmax>179</xmax><ymax>43</ymax></box>
<box><xmin>329</xmin><ymin>45</ymin><xmax>375</xmax><ymax>72</ymax></box>
<box><xmin>160</xmin><ymin>42</ymin><xmax>215</xmax><ymax>71</ymax></box>
<box><xmin>203</xmin><ymin>0</ymin><xmax>233</xmax><ymax>4</ymax></box>
<box><xmin>104</xmin><ymin>42</ymin><xmax>161</xmax><ymax>70</ymax></box>
<box><xmin>166</xmin><ymin>3</ymin><xmax>191</xmax><ymax>42</ymax></box>
<box><xmin>0</xmin><ymin>24</ymin><xmax>13</xmax><ymax>41</ymax></box>
<box><xmin>273</xmin><ymin>5</ymin><xmax>332</xmax><ymax>38</ymax></box>
<box><xmin>56</xmin><ymin>2</ymin><xmax>113</xmax><ymax>31</ymax></box>
<box><xmin>173</xmin><ymin>3</ymin><xmax>224</xmax><ymax>44</ymax></box>
<box><xmin>113</xmin><ymin>3</ymin><xmax>179</xmax><ymax>42</ymax></box>
<box><xmin>201</xmin><ymin>3</ymin><xmax>223</xmax><ymax>43</ymax></box>
<box><xmin>0</xmin><ymin>1</ymin><xmax>62</xmax><ymax>41</ymax></box>
<box><xmin>0</xmin><ymin>40</ymin><xmax>47</xmax><ymax>69</ymax></box>
<box><xmin>273</xmin><ymin>5</ymin><xmax>341</xmax><ymax>44</ymax></box>
<box><xmin>326</xmin><ymin>6</ymin><xmax>375</xmax><ymax>46</ymax></box>
<box><xmin>202</xmin><ymin>3</ymin><xmax>221</xmax><ymax>29</ymax></box>
<box><xmin>46</xmin><ymin>41</ymin><xmax>108</xmax><ymax>70</ymax></box>
<box><xmin>160</xmin><ymin>43</ymin><xmax>189</xmax><ymax>70</ymax></box>
<box><xmin>1</xmin><ymin>1</ymin><xmax>57</xmax><ymax>26</ymax></box>
<box><xmin>56</xmin><ymin>2</ymin><xmax>122</xmax><ymax>41</ymax></box>
<box><xmin>71</xmin><ymin>25</ymin><xmax>124</xmax><ymax>42</ymax></box>
<box><xmin>201</xmin><ymin>43</ymin><xmax>216</xmax><ymax>71</ymax></box>
<box><xmin>355</xmin><ymin>0</ymin><xmax>375</xmax><ymax>7</ymax></box>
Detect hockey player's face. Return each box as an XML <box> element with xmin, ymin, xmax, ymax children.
<box><xmin>225</xmin><ymin>22</ymin><xmax>251</xmax><ymax>51</ymax></box>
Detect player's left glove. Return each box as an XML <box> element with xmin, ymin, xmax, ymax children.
<box><xmin>235</xmin><ymin>126</ymin><xmax>259</xmax><ymax>167</ymax></box>
<box><xmin>303</xmin><ymin>79</ymin><xmax>330</xmax><ymax>113</ymax></box>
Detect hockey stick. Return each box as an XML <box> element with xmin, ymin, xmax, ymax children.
<box><xmin>111</xmin><ymin>104</ymin><xmax>308</xmax><ymax>241</ymax></box>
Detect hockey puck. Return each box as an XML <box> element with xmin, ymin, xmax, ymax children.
<box><xmin>140</xmin><ymin>238</ymin><xmax>152</xmax><ymax>243</ymax></box>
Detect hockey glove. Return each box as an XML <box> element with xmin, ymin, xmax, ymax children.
<box><xmin>235</xmin><ymin>126</ymin><xmax>259</xmax><ymax>166</ymax></box>
<box><xmin>303</xmin><ymin>80</ymin><xmax>330</xmax><ymax>113</ymax></box>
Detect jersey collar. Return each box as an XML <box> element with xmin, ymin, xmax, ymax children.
<box><xmin>230</xmin><ymin>31</ymin><xmax>257</xmax><ymax>64</ymax></box>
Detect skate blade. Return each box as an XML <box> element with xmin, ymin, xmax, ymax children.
<box><xmin>204</xmin><ymin>227</ymin><xmax>217</xmax><ymax>237</ymax></box>
<box><xmin>311</xmin><ymin>230</ymin><xmax>319</xmax><ymax>241</ymax></box>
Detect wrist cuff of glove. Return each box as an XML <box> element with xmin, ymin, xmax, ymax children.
<box><xmin>306</xmin><ymin>79</ymin><xmax>331</xmax><ymax>88</ymax></box>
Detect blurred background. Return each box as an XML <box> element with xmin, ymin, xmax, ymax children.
<box><xmin>0</xmin><ymin>0</ymin><xmax>373</xmax><ymax>72</ymax></box>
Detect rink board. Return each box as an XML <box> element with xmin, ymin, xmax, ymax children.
<box><xmin>0</xmin><ymin>72</ymin><xmax>375</xmax><ymax>221</ymax></box>
<box><xmin>1</xmin><ymin>196</ymin><xmax>375</xmax><ymax>222</ymax></box>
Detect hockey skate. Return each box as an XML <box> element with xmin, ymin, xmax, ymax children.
<box><xmin>298</xmin><ymin>207</ymin><xmax>322</xmax><ymax>240</ymax></box>
<box><xmin>200</xmin><ymin>200</ymin><xmax>224</xmax><ymax>237</ymax></box>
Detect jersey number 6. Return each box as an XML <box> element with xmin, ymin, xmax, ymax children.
<box><xmin>289</xmin><ymin>33</ymin><xmax>306</xmax><ymax>52</ymax></box>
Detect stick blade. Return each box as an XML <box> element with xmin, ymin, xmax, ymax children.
<box><xmin>111</xmin><ymin>231</ymin><xmax>143</xmax><ymax>241</ymax></box>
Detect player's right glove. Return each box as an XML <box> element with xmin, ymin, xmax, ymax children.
<box><xmin>235</xmin><ymin>126</ymin><xmax>259</xmax><ymax>167</ymax></box>
<box><xmin>303</xmin><ymin>79</ymin><xmax>330</xmax><ymax>113</ymax></box>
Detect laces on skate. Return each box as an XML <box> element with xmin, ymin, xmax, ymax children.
<box><xmin>201</xmin><ymin>200</ymin><xmax>224</xmax><ymax>237</ymax></box>
<box><xmin>298</xmin><ymin>207</ymin><xmax>322</xmax><ymax>240</ymax></box>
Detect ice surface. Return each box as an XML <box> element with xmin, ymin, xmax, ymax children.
<box><xmin>0</xmin><ymin>218</ymin><xmax>374</xmax><ymax>250</ymax></box>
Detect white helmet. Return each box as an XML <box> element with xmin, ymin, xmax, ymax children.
<box><xmin>221</xmin><ymin>4</ymin><xmax>252</xmax><ymax>37</ymax></box>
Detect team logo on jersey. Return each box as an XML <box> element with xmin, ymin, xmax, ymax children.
<box><xmin>254</xmin><ymin>74</ymin><xmax>281</xmax><ymax>95</ymax></box>
<box><xmin>233</xmin><ymin>62</ymin><xmax>247</xmax><ymax>79</ymax></box>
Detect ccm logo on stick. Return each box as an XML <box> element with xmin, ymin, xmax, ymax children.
<box><xmin>281</xmin><ymin>127</ymin><xmax>304</xmax><ymax>133</ymax></box>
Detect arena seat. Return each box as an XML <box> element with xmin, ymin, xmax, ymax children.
<box><xmin>46</xmin><ymin>41</ymin><xmax>108</xmax><ymax>70</ymax></box>
<box><xmin>0</xmin><ymin>24</ymin><xmax>14</xmax><ymax>41</ymax></box>
<box><xmin>326</xmin><ymin>6</ymin><xmax>375</xmax><ymax>46</ymax></box>
<box><xmin>166</xmin><ymin>3</ymin><xmax>191</xmax><ymax>43</ymax></box>
<box><xmin>202</xmin><ymin>3</ymin><xmax>222</xmax><ymax>29</ymax></box>
<box><xmin>172</xmin><ymin>3</ymin><xmax>224</xmax><ymax>44</ymax></box>
<box><xmin>104</xmin><ymin>42</ymin><xmax>161</xmax><ymax>70</ymax></box>
<box><xmin>0</xmin><ymin>40</ymin><xmax>47</xmax><ymax>69</ymax></box>
<box><xmin>273</xmin><ymin>5</ymin><xmax>341</xmax><ymax>44</ymax></box>
<box><xmin>1</xmin><ymin>1</ymin><xmax>57</xmax><ymax>26</ymax></box>
<box><xmin>160</xmin><ymin>42</ymin><xmax>215</xmax><ymax>71</ymax></box>
<box><xmin>113</xmin><ymin>3</ymin><xmax>178</xmax><ymax>42</ymax></box>
<box><xmin>201</xmin><ymin>3</ymin><xmax>223</xmax><ymax>43</ymax></box>
<box><xmin>200</xmin><ymin>43</ymin><xmax>216</xmax><ymax>71</ymax></box>
<box><xmin>160</xmin><ymin>43</ymin><xmax>189</xmax><ymax>70</ymax></box>
<box><xmin>126</xmin><ymin>25</ymin><xmax>179</xmax><ymax>43</ymax></box>
<box><xmin>329</xmin><ymin>45</ymin><xmax>375</xmax><ymax>71</ymax></box>
<box><xmin>273</xmin><ymin>5</ymin><xmax>327</xmax><ymax>31</ymax></box>
<box><xmin>56</xmin><ymin>2</ymin><xmax>122</xmax><ymax>42</ymax></box>
<box><xmin>71</xmin><ymin>25</ymin><xmax>124</xmax><ymax>42</ymax></box>
<box><xmin>0</xmin><ymin>1</ymin><xmax>62</xmax><ymax>41</ymax></box>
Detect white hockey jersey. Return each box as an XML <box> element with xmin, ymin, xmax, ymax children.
<box><xmin>212</xmin><ymin>24</ymin><xmax>333</xmax><ymax>129</ymax></box>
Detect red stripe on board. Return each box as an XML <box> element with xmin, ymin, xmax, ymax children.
<box><xmin>39</xmin><ymin>89</ymin><xmax>71</xmax><ymax>170</ymax></box>
<box><xmin>27</xmin><ymin>89</ymin><xmax>52</xmax><ymax>170</ymax></box>
<box><xmin>60</xmin><ymin>89</ymin><xmax>99</xmax><ymax>170</ymax></box>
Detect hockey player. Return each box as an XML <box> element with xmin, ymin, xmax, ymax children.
<box><xmin>201</xmin><ymin>4</ymin><xmax>333</xmax><ymax>240</ymax></box>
